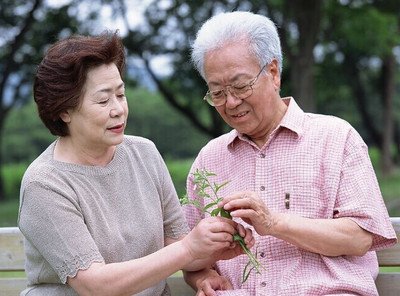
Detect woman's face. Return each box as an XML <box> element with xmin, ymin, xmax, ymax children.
<box><xmin>61</xmin><ymin>63</ymin><xmax>128</xmax><ymax>150</ymax></box>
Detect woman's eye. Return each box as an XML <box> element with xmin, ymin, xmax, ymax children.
<box><xmin>99</xmin><ymin>99</ymin><xmax>109</xmax><ymax>105</ymax></box>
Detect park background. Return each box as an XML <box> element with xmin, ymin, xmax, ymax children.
<box><xmin>0</xmin><ymin>0</ymin><xmax>399</xmax><ymax>227</ymax></box>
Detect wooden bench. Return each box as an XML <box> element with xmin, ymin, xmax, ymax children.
<box><xmin>1</xmin><ymin>218</ymin><xmax>399</xmax><ymax>295</ymax></box>
<box><xmin>0</xmin><ymin>227</ymin><xmax>194</xmax><ymax>296</ymax></box>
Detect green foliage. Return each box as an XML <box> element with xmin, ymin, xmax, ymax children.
<box><xmin>165</xmin><ymin>158</ymin><xmax>193</xmax><ymax>198</ymax></box>
<box><xmin>181</xmin><ymin>168</ymin><xmax>262</xmax><ymax>283</ymax></box>
<box><xmin>125</xmin><ymin>87</ymin><xmax>210</xmax><ymax>159</ymax></box>
<box><xmin>2</xmin><ymin>100</ymin><xmax>56</xmax><ymax>164</ymax></box>
<box><xmin>328</xmin><ymin>4</ymin><xmax>399</xmax><ymax>56</ymax></box>
<box><xmin>0</xmin><ymin>200</ymin><xmax>20</xmax><ymax>226</ymax></box>
<box><xmin>1</xmin><ymin>163</ymin><xmax>27</xmax><ymax>201</ymax></box>
<box><xmin>1</xmin><ymin>86</ymin><xmax>210</xmax><ymax>165</ymax></box>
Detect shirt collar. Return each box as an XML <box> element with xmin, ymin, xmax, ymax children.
<box><xmin>279</xmin><ymin>97</ymin><xmax>305</xmax><ymax>137</ymax></box>
<box><xmin>226</xmin><ymin>97</ymin><xmax>305</xmax><ymax>149</ymax></box>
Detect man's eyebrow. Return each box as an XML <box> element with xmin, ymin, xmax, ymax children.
<box><xmin>208</xmin><ymin>73</ymin><xmax>252</xmax><ymax>87</ymax></box>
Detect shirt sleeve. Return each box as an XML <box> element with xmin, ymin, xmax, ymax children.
<box><xmin>18</xmin><ymin>180</ymin><xmax>104</xmax><ymax>284</ymax></box>
<box><xmin>333</xmin><ymin>128</ymin><xmax>397</xmax><ymax>250</ymax></box>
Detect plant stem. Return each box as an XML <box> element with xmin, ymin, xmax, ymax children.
<box><xmin>185</xmin><ymin>169</ymin><xmax>264</xmax><ymax>283</ymax></box>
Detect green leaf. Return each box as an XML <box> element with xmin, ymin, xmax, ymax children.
<box><xmin>220</xmin><ymin>209</ymin><xmax>232</xmax><ymax>219</ymax></box>
<box><xmin>204</xmin><ymin>201</ymin><xmax>218</xmax><ymax>211</ymax></box>
<box><xmin>210</xmin><ymin>208</ymin><xmax>221</xmax><ymax>216</ymax></box>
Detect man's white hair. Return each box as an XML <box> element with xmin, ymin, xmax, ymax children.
<box><xmin>191</xmin><ymin>11</ymin><xmax>283</xmax><ymax>80</ymax></box>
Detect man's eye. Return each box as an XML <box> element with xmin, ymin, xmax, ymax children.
<box><xmin>99</xmin><ymin>99</ymin><xmax>109</xmax><ymax>104</ymax></box>
<box><xmin>211</xmin><ymin>90</ymin><xmax>224</xmax><ymax>98</ymax></box>
<box><xmin>233</xmin><ymin>84</ymin><xmax>248</xmax><ymax>91</ymax></box>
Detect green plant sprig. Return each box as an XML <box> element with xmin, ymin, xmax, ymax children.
<box><xmin>181</xmin><ymin>168</ymin><xmax>263</xmax><ymax>283</ymax></box>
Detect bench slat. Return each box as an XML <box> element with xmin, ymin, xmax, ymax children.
<box><xmin>0</xmin><ymin>218</ymin><xmax>399</xmax><ymax>294</ymax></box>
<box><xmin>0</xmin><ymin>278</ymin><xmax>28</xmax><ymax>295</ymax></box>
<box><xmin>377</xmin><ymin>217</ymin><xmax>400</xmax><ymax>266</ymax></box>
<box><xmin>167</xmin><ymin>276</ymin><xmax>195</xmax><ymax>295</ymax></box>
<box><xmin>376</xmin><ymin>272</ymin><xmax>400</xmax><ymax>296</ymax></box>
<box><xmin>0</xmin><ymin>227</ymin><xmax>25</xmax><ymax>271</ymax></box>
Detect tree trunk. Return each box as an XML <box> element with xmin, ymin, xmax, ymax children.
<box><xmin>0</xmin><ymin>112</ymin><xmax>5</xmax><ymax>202</ymax></box>
<box><xmin>286</xmin><ymin>0</ymin><xmax>322</xmax><ymax>112</ymax></box>
<box><xmin>344</xmin><ymin>54</ymin><xmax>382</xmax><ymax>148</ymax></box>
<box><xmin>381</xmin><ymin>53</ymin><xmax>395</xmax><ymax>175</ymax></box>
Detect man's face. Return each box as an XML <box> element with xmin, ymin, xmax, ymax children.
<box><xmin>203</xmin><ymin>41</ymin><xmax>281</xmax><ymax>145</ymax></box>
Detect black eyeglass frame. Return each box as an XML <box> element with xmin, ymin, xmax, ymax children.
<box><xmin>203</xmin><ymin>63</ymin><xmax>268</xmax><ymax>107</ymax></box>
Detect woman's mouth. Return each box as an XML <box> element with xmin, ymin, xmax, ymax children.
<box><xmin>108</xmin><ymin>123</ymin><xmax>124</xmax><ymax>133</ymax></box>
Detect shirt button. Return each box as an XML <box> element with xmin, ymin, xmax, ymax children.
<box><xmin>260</xmin><ymin>252</ymin><xmax>266</xmax><ymax>258</ymax></box>
<box><xmin>261</xmin><ymin>282</ymin><xmax>267</xmax><ymax>287</ymax></box>
<box><xmin>260</xmin><ymin>153</ymin><xmax>266</xmax><ymax>158</ymax></box>
<box><xmin>260</xmin><ymin>186</ymin><xmax>265</xmax><ymax>191</ymax></box>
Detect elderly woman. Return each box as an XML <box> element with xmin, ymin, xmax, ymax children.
<box><xmin>18</xmin><ymin>31</ymin><xmax>253</xmax><ymax>296</ymax></box>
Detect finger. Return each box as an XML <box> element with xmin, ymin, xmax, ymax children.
<box><xmin>240</xmin><ymin>226</ymin><xmax>253</xmax><ymax>244</ymax></box>
<box><xmin>221</xmin><ymin>196</ymin><xmax>256</xmax><ymax>212</ymax></box>
<box><xmin>201</xmin><ymin>283</ymin><xmax>217</xmax><ymax>296</ymax></box>
<box><xmin>198</xmin><ymin>218</ymin><xmax>234</xmax><ymax>237</ymax></box>
<box><xmin>210</xmin><ymin>232</ymin><xmax>235</xmax><ymax>244</ymax></box>
<box><xmin>209</xmin><ymin>218</ymin><xmax>238</xmax><ymax>235</ymax></box>
<box><xmin>229</xmin><ymin>207</ymin><xmax>257</xmax><ymax>218</ymax></box>
<box><xmin>236</xmin><ymin>223</ymin><xmax>246</xmax><ymax>237</ymax></box>
<box><xmin>217</xmin><ymin>191</ymin><xmax>250</xmax><ymax>207</ymax></box>
<box><xmin>248</xmin><ymin>236</ymin><xmax>256</xmax><ymax>248</ymax></box>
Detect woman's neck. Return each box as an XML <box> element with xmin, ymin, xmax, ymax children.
<box><xmin>54</xmin><ymin>137</ymin><xmax>116</xmax><ymax>166</ymax></box>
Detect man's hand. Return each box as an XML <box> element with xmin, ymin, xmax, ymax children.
<box><xmin>185</xmin><ymin>269</ymin><xmax>233</xmax><ymax>296</ymax></box>
<box><xmin>218</xmin><ymin>191</ymin><xmax>276</xmax><ymax>236</ymax></box>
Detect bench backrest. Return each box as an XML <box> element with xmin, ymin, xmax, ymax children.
<box><xmin>1</xmin><ymin>218</ymin><xmax>399</xmax><ymax>295</ymax></box>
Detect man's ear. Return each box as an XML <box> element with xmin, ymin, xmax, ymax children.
<box><xmin>269</xmin><ymin>59</ymin><xmax>281</xmax><ymax>91</ymax></box>
<box><xmin>59</xmin><ymin>110</ymin><xmax>71</xmax><ymax>123</ymax></box>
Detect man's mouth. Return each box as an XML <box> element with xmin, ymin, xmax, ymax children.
<box><xmin>231</xmin><ymin>111</ymin><xmax>248</xmax><ymax>118</ymax></box>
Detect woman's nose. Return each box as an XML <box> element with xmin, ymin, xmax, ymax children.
<box><xmin>109</xmin><ymin>98</ymin><xmax>124</xmax><ymax>117</ymax></box>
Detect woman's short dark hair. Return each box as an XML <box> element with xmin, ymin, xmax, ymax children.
<box><xmin>33</xmin><ymin>31</ymin><xmax>125</xmax><ymax>136</ymax></box>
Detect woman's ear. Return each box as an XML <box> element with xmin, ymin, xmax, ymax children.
<box><xmin>59</xmin><ymin>110</ymin><xmax>71</xmax><ymax>123</ymax></box>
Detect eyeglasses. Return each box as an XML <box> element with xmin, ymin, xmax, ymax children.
<box><xmin>204</xmin><ymin>64</ymin><xmax>267</xmax><ymax>107</ymax></box>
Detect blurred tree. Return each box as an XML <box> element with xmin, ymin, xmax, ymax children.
<box><xmin>0</xmin><ymin>0</ymin><xmax>45</xmax><ymax>201</ymax></box>
<box><xmin>118</xmin><ymin>0</ymin><xmax>324</xmax><ymax>137</ymax></box>
<box><xmin>322</xmin><ymin>0</ymin><xmax>400</xmax><ymax>173</ymax></box>
<box><xmin>1</xmin><ymin>0</ymin><xmax>399</xmax><ymax>202</ymax></box>
<box><xmin>115</xmin><ymin>0</ymin><xmax>399</xmax><ymax>172</ymax></box>
<box><xmin>0</xmin><ymin>0</ymin><xmax>85</xmax><ymax>200</ymax></box>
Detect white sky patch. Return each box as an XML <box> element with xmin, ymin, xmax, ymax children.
<box><xmin>149</xmin><ymin>55</ymin><xmax>173</xmax><ymax>77</ymax></box>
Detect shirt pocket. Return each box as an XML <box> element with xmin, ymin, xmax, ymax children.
<box><xmin>286</xmin><ymin>185</ymin><xmax>327</xmax><ymax>219</ymax></box>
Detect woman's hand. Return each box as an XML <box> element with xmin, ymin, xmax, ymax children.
<box><xmin>212</xmin><ymin>223</ymin><xmax>255</xmax><ymax>261</ymax></box>
<box><xmin>181</xmin><ymin>217</ymin><xmax>255</xmax><ymax>271</ymax></box>
<box><xmin>181</xmin><ymin>216</ymin><xmax>237</xmax><ymax>261</ymax></box>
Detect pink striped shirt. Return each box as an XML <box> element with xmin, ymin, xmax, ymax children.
<box><xmin>184</xmin><ymin>97</ymin><xmax>397</xmax><ymax>296</ymax></box>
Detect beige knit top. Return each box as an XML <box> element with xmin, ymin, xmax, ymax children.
<box><xmin>18</xmin><ymin>135</ymin><xmax>189</xmax><ymax>295</ymax></box>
